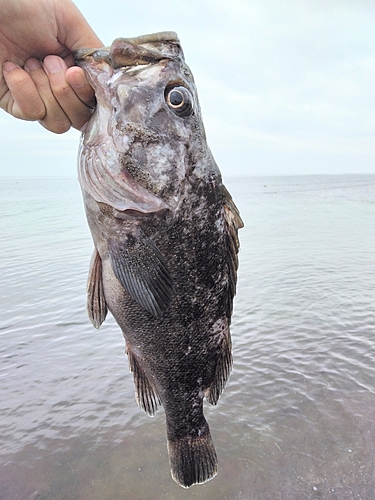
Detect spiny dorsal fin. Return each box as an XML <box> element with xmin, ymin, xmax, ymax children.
<box><xmin>222</xmin><ymin>184</ymin><xmax>243</xmax><ymax>319</ymax></box>
<box><xmin>204</xmin><ymin>185</ymin><xmax>242</xmax><ymax>405</ymax></box>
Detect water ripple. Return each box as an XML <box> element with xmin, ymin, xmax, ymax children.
<box><xmin>1</xmin><ymin>175</ymin><xmax>375</xmax><ymax>499</ymax></box>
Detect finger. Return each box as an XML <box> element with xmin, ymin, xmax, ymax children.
<box><xmin>2</xmin><ymin>61</ymin><xmax>46</xmax><ymax>120</ymax></box>
<box><xmin>24</xmin><ymin>58</ymin><xmax>71</xmax><ymax>134</ymax></box>
<box><xmin>65</xmin><ymin>66</ymin><xmax>96</xmax><ymax>109</ymax></box>
<box><xmin>43</xmin><ymin>56</ymin><xmax>93</xmax><ymax>131</ymax></box>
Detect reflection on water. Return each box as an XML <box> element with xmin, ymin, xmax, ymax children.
<box><xmin>1</xmin><ymin>175</ymin><xmax>375</xmax><ymax>499</ymax></box>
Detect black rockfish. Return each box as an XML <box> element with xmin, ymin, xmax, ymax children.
<box><xmin>75</xmin><ymin>32</ymin><xmax>243</xmax><ymax>488</ymax></box>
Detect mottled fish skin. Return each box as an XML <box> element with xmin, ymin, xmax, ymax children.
<box><xmin>75</xmin><ymin>32</ymin><xmax>243</xmax><ymax>488</ymax></box>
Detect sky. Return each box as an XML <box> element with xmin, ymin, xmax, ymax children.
<box><xmin>1</xmin><ymin>0</ymin><xmax>375</xmax><ymax>178</ymax></box>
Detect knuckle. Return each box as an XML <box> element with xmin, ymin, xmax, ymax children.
<box><xmin>51</xmin><ymin>82</ymin><xmax>72</xmax><ymax>100</ymax></box>
<box><xmin>72</xmin><ymin>110</ymin><xmax>93</xmax><ymax>131</ymax></box>
<box><xmin>54</xmin><ymin>121</ymin><xmax>71</xmax><ymax>134</ymax></box>
<box><xmin>40</xmin><ymin>117</ymin><xmax>71</xmax><ymax>134</ymax></box>
<box><xmin>17</xmin><ymin>100</ymin><xmax>46</xmax><ymax>121</ymax></box>
<box><xmin>28</xmin><ymin>105</ymin><xmax>46</xmax><ymax>121</ymax></box>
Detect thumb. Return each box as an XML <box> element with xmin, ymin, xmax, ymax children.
<box><xmin>55</xmin><ymin>0</ymin><xmax>103</xmax><ymax>52</ymax></box>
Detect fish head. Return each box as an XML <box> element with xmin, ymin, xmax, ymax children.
<box><xmin>75</xmin><ymin>33</ymin><xmax>210</xmax><ymax>214</ymax></box>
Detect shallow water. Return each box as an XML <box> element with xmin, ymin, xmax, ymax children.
<box><xmin>1</xmin><ymin>175</ymin><xmax>375</xmax><ymax>499</ymax></box>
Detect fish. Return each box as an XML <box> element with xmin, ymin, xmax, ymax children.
<box><xmin>74</xmin><ymin>32</ymin><xmax>243</xmax><ymax>488</ymax></box>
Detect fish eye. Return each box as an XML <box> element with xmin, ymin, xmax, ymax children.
<box><xmin>165</xmin><ymin>85</ymin><xmax>193</xmax><ymax>117</ymax></box>
<box><xmin>169</xmin><ymin>89</ymin><xmax>184</xmax><ymax>106</ymax></box>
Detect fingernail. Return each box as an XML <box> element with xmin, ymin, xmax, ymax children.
<box><xmin>43</xmin><ymin>56</ymin><xmax>64</xmax><ymax>75</ymax></box>
<box><xmin>24</xmin><ymin>58</ymin><xmax>42</xmax><ymax>72</ymax></box>
<box><xmin>2</xmin><ymin>61</ymin><xmax>20</xmax><ymax>73</ymax></box>
<box><xmin>68</xmin><ymin>71</ymin><xmax>86</xmax><ymax>89</ymax></box>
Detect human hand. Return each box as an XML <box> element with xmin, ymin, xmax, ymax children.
<box><xmin>0</xmin><ymin>0</ymin><xmax>103</xmax><ymax>133</ymax></box>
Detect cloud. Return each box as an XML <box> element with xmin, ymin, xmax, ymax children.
<box><xmin>184</xmin><ymin>0</ymin><xmax>375</xmax><ymax>174</ymax></box>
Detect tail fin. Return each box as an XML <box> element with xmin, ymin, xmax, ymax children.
<box><xmin>167</xmin><ymin>427</ymin><xmax>218</xmax><ymax>488</ymax></box>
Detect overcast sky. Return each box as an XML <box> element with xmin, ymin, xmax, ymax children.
<box><xmin>1</xmin><ymin>0</ymin><xmax>374</xmax><ymax>178</ymax></box>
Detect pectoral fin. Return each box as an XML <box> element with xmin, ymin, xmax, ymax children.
<box><xmin>87</xmin><ymin>249</ymin><xmax>108</xmax><ymax>328</ymax></box>
<box><xmin>107</xmin><ymin>231</ymin><xmax>173</xmax><ymax>317</ymax></box>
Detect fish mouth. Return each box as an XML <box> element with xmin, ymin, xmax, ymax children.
<box><xmin>74</xmin><ymin>31</ymin><xmax>182</xmax><ymax>69</ymax></box>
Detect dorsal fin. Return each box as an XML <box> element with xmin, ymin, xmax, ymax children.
<box><xmin>222</xmin><ymin>184</ymin><xmax>244</xmax><ymax>318</ymax></box>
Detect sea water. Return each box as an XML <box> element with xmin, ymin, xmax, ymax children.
<box><xmin>1</xmin><ymin>175</ymin><xmax>375</xmax><ymax>499</ymax></box>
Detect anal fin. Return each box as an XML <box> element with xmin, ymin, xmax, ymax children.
<box><xmin>87</xmin><ymin>249</ymin><xmax>108</xmax><ymax>329</ymax></box>
<box><xmin>126</xmin><ymin>346</ymin><xmax>161</xmax><ymax>416</ymax></box>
